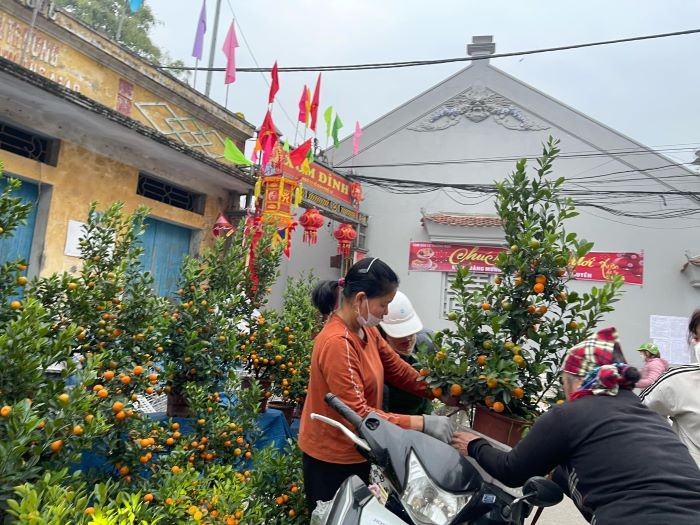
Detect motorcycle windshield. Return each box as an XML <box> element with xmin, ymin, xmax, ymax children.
<box><xmin>359</xmin><ymin>412</ymin><xmax>482</xmax><ymax>494</ymax></box>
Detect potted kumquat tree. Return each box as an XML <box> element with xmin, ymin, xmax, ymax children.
<box><xmin>416</xmin><ymin>138</ymin><xmax>623</xmax><ymax>445</ymax></box>
<box><xmin>1</xmin><ymin>167</ymin><xmax>308</xmax><ymax>523</ymax></box>
<box><xmin>266</xmin><ymin>272</ymin><xmax>321</xmax><ymax>422</ymax></box>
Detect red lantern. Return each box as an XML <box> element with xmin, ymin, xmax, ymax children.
<box><xmin>212</xmin><ymin>213</ymin><xmax>233</xmax><ymax>237</ymax></box>
<box><xmin>333</xmin><ymin>223</ymin><xmax>357</xmax><ymax>257</ymax></box>
<box><xmin>298</xmin><ymin>208</ymin><xmax>325</xmax><ymax>245</ymax></box>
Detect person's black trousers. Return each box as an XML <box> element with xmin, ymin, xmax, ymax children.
<box><xmin>302</xmin><ymin>452</ymin><xmax>371</xmax><ymax>512</ymax></box>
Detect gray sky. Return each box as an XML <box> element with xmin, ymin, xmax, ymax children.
<box><xmin>147</xmin><ymin>0</ymin><xmax>700</xmax><ymax>163</ymax></box>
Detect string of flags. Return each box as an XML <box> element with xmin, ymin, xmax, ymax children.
<box><xmin>177</xmin><ymin>1</ymin><xmax>364</xmax><ymax>260</ymax></box>
<box><xmin>121</xmin><ymin>0</ymin><xmax>364</xmax><ymax>262</ymax></box>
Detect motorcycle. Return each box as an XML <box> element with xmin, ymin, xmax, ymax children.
<box><xmin>311</xmin><ymin>393</ymin><xmax>563</xmax><ymax>525</ymax></box>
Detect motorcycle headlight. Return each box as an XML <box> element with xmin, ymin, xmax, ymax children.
<box><xmin>400</xmin><ymin>452</ymin><xmax>472</xmax><ymax>525</ymax></box>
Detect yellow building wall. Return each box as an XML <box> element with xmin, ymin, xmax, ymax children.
<box><xmin>0</xmin><ymin>9</ymin><xmax>243</xmax><ymax>155</ymax></box>
<box><xmin>2</xmin><ymin>144</ymin><xmax>226</xmax><ymax>276</ymax></box>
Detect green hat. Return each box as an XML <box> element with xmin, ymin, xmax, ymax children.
<box><xmin>637</xmin><ymin>342</ymin><xmax>660</xmax><ymax>357</ymax></box>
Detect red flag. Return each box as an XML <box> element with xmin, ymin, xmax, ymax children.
<box><xmin>255</xmin><ymin>110</ymin><xmax>278</xmax><ymax>152</ymax></box>
<box><xmin>298</xmin><ymin>85</ymin><xmax>309</xmax><ymax>124</ymax></box>
<box><xmin>222</xmin><ymin>22</ymin><xmax>239</xmax><ymax>84</ymax></box>
<box><xmin>268</xmin><ymin>61</ymin><xmax>279</xmax><ymax>104</ymax></box>
<box><xmin>310</xmin><ymin>73</ymin><xmax>321</xmax><ymax>131</ymax></box>
<box><xmin>289</xmin><ymin>139</ymin><xmax>312</xmax><ymax>168</ymax></box>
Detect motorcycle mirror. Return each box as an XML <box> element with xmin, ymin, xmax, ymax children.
<box><xmin>521</xmin><ymin>477</ymin><xmax>563</xmax><ymax>508</ymax></box>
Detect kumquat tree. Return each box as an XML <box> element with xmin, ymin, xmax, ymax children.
<box><xmin>0</xmin><ymin>163</ymin><xmax>309</xmax><ymax>524</ymax></box>
<box><xmin>416</xmin><ymin>138</ymin><xmax>623</xmax><ymax>425</ymax></box>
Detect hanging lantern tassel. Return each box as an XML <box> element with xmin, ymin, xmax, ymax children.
<box><xmin>294</xmin><ymin>183</ymin><xmax>303</xmax><ymax>207</ymax></box>
<box><xmin>333</xmin><ymin>223</ymin><xmax>357</xmax><ymax>257</ymax></box>
<box><xmin>299</xmin><ymin>208</ymin><xmax>324</xmax><ymax>245</ymax></box>
<box><xmin>254</xmin><ymin>177</ymin><xmax>262</xmax><ymax>199</ymax></box>
<box><xmin>350</xmin><ymin>182</ymin><xmax>364</xmax><ymax>211</ymax></box>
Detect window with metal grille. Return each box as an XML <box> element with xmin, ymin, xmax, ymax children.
<box><xmin>137</xmin><ymin>173</ymin><xmax>205</xmax><ymax>214</ymax></box>
<box><xmin>0</xmin><ymin>120</ymin><xmax>58</xmax><ymax>165</ymax></box>
<box><xmin>442</xmin><ymin>271</ymin><xmax>495</xmax><ymax>318</ymax></box>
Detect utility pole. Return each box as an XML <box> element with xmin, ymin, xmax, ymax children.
<box><xmin>204</xmin><ymin>0</ymin><xmax>222</xmax><ymax>97</ymax></box>
<box><xmin>115</xmin><ymin>0</ymin><xmax>128</xmax><ymax>41</ymax></box>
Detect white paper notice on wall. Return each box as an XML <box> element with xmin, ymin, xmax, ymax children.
<box><xmin>649</xmin><ymin>315</ymin><xmax>693</xmax><ymax>365</ymax></box>
<box><xmin>64</xmin><ymin>220</ymin><xmax>86</xmax><ymax>257</ymax></box>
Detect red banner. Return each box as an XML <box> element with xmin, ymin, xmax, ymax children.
<box><xmin>571</xmin><ymin>252</ymin><xmax>643</xmax><ymax>285</ymax></box>
<box><xmin>280</xmin><ymin>156</ymin><xmax>353</xmax><ymax>204</ymax></box>
<box><xmin>408</xmin><ymin>242</ymin><xmax>643</xmax><ymax>285</ymax></box>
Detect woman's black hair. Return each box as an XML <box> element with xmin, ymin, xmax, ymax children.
<box><xmin>311</xmin><ymin>257</ymin><xmax>399</xmax><ymax>316</ymax></box>
<box><xmin>689</xmin><ymin>309</ymin><xmax>700</xmax><ymax>343</ymax></box>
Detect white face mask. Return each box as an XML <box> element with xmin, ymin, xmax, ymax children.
<box><xmin>357</xmin><ymin>297</ymin><xmax>382</xmax><ymax>328</ymax></box>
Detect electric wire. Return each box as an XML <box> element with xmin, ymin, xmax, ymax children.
<box><xmin>341</xmin><ymin>152</ymin><xmax>700</xmax><ymax>170</ymax></box>
<box><xmin>350</xmin><ymin>171</ymin><xmax>700</xmax><ymax>219</ymax></box>
<box><xmin>158</xmin><ymin>28</ymin><xmax>700</xmax><ymax>73</ymax></box>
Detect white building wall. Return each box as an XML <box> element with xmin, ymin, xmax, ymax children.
<box><xmin>334</xmin><ymin>60</ymin><xmax>700</xmax><ymax>368</ymax></box>
<box><xmin>267</xmin><ymin>217</ymin><xmax>344</xmax><ymax>310</ymax></box>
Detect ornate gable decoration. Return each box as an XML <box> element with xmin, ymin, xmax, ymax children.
<box><xmin>409</xmin><ymin>86</ymin><xmax>550</xmax><ymax>132</ymax></box>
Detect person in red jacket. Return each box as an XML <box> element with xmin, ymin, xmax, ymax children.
<box><xmin>635</xmin><ymin>342</ymin><xmax>669</xmax><ymax>389</ymax></box>
<box><xmin>298</xmin><ymin>257</ymin><xmax>454</xmax><ymax>511</ymax></box>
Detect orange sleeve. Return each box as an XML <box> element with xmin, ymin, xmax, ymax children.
<box><xmin>317</xmin><ymin>334</ymin><xmax>413</xmax><ymax>428</ymax></box>
<box><xmin>374</xmin><ymin>330</ymin><xmax>433</xmax><ymax>400</ymax></box>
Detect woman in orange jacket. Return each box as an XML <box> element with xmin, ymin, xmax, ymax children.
<box><xmin>298</xmin><ymin>257</ymin><xmax>454</xmax><ymax>511</ymax></box>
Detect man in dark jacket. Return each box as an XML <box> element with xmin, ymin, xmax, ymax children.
<box><xmin>379</xmin><ymin>291</ymin><xmax>435</xmax><ymax>415</ymax></box>
<box><xmin>452</xmin><ymin>328</ymin><xmax>700</xmax><ymax>525</ymax></box>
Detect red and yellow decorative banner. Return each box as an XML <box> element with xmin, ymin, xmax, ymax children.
<box><xmin>408</xmin><ymin>242</ymin><xmax>643</xmax><ymax>285</ymax></box>
<box><xmin>280</xmin><ymin>156</ymin><xmax>353</xmax><ymax>204</ymax></box>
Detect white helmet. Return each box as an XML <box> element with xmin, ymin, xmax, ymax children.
<box><xmin>380</xmin><ymin>291</ymin><xmax>423</xmax><ymax>338</ymax></box>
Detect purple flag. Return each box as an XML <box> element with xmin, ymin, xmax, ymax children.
<box><xmin>222</xmin><ymin>22</ymin><xmax>239</xmax><ymax>85</ymax></box>
<box><xmin>192</xmin><ymin>0</ymin><xmax>207</xmax><ymax>60</ymax></box>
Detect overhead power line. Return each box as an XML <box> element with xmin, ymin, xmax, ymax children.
<box><xmin>348</xmin><ymin>171</ymin><xmax>700</xmax><ymax>219</ymax></box>
<box><xmin>158</xmin><ymin>28</ymin><xmax>700</xmax><ymax>73</ymax></box>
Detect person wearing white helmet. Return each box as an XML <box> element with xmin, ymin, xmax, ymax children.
<box><xmin>378</xmin><ymin>291</ymin><xmax>436</xmax><ymax>415</ymax></box>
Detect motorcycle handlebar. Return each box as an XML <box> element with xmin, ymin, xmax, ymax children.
<box><xmin>324</xmin><ymin>393</ymin><xmax>363</xmax><ymax>429</ymax></box>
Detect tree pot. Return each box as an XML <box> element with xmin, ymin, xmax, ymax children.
<box><xmin>267</xmin><ymin>401</ymin><xmax>296</xmax><ymax>425</ymax></box>
<box><xmin>166</xmin><ymin>390</ymin><xmax>190</xmax><ymax>418</ymax></box>
<box><xmin>472</xmin><ymin>404</ymin><xmax>529</xmax><ymax>447</ymax></box>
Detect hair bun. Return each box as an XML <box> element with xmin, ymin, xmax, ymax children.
<box><xmin>622</xmin><ymin>366</ymin><xmax>641</xmax><ymax>386</ymax></box>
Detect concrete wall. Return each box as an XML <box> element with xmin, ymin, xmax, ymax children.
<box><xmin>334</xmin><ymin>61</ymin><xmax>700</xmax><ymax>368</ymax></box>
<box><xmin>267</xmin><ymin>217</ymin><xmax>347</xmax><ymax>310</ymax></box>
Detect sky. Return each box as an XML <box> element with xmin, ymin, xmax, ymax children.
<box><xmin>146</xmin><ymin>0</ymin><xmax>700</xmax><ymax>164</ymax></box>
